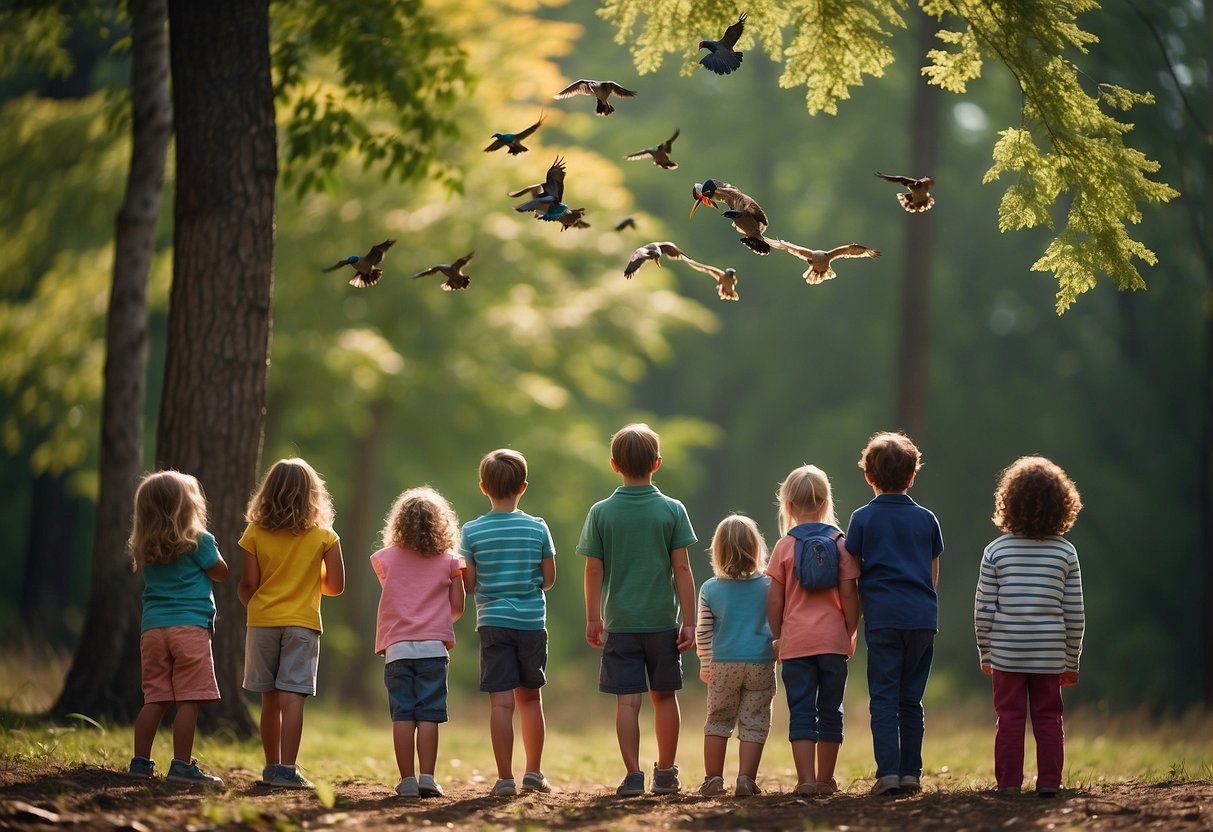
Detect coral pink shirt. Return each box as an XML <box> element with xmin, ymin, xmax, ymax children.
<box><xmin>371</xmin><ymin>545</ymin><xmax>464</xmax><ymax>655</ymax></box>
<box><xmin>765</xmin><ymin>531</ymin><xmax>860</xmax><ymax>660</ymax></box>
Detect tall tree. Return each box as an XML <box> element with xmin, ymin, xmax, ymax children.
<box><xmin>53</xmin><ymin>0</ymin><xmax>172</xmax><ymax>722</ymax></box>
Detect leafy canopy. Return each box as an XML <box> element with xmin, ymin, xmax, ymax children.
<box><xmin>597</xmin><ymin>0</ymin><xmax>1177</xmax><ymax>313</ymax></box>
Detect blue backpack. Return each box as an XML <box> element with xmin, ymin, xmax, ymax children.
<box><xmin>788</xmin><ymin>522</ymin><xmax>844</xmax><ymax>590</ymax></box>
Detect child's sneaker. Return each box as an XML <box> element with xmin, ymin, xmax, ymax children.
<box><xmin>267</xmin><ymin>764</ymin><xmax>313</xmax><ymax>789</ymax></box>
<box><xmin>260</xmin><ymin>765</ymin><xmax>276</xmax><ymax>785</ymax></box>
<box><xmin>697</xmin><ymin>775</ymin><xmax>726</xmax><ymax>796</ymax></box>
<box><xmin>794</xmin><ymin>781</ymin><xmax>817</xmax><ymax>797</ymax></box>
<box><xmin>521</xmin><ymin>771</ymin><xmax>551</xmax><ymax>793</ymax></box>
<box><xmin>1036</xmin><ymin>786</ymin><xmax>1060</xmax><ymax>798</ymax></box>
<box><xmin>490</xmin><ymin>778</ymin><xmax>517</xmax><ymax>797</ymax></box>
<box><xmin>815</xmin><ymin>778</ymin><xmax>839</xmax><ymax>796</ymax></box>
<box><xmin>734</xmin><ymin>775</ymin><xmax>760</xmax><ymax>797</ymax></box>
<box><xmin>125</xmin><ymin>756</ymin><xmax>156</xmax><ymax>779</ymax></box>
<box><xmin>616</xmin><ymin>770</ymin><xmax>645</xmax><ymax>797</ymax></box>
<box><xmin>417</xmin><ymin>773</ymin><xmax>444</xmax><ymax>798</ymax></box>
<box><xmin>651</xmin><ymin>764</ymin><xmax>681</xmax><ymax>795</ymax></box>
<box><xmin>166</xmin><ymin>758</ymin><xmax>224</xmax><ymax>788</ymax></box>
<box><xmin>899</xmin><ymin>774</ymin><xmax>921</xmax><ymax>793</ymax></box>
<box><xmin>394</xmin><ymin>776</ymin><xmax>419</xmax><ymax>798</ymax></box>
<box><xmin>871</xmin><ymin>774</ymin><xmax>902</xmax><ymax>796</ymax></box>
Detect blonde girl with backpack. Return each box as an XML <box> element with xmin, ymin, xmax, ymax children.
<box><xmin>765</xmin><ymin>465</ymin><xmax>860</xmax><ymax>797</ymax></box>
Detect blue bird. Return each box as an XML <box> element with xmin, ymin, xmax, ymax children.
<box><xmin>484</xmin><ymin>112</ymin><xmax>545</xmax><ymax>155</ymax></box>
<box><xmin>699</xmin><ymin>12</ymin><xmax>747</xmax><ymax>76</ymax></box>
<box><xmin>513</xmin><ymin>157</ymin><xmax>567</xmax><ymax>217</ymax></box>
<box><xmin>322</xmin><ymin>239</ymin><xmax>396</xmax><ymax>288</ymax></box>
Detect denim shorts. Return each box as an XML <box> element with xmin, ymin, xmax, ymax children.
<box><xmin>599</xmin><ymin>629</ymin><xmax>683</xmax><ymax>695</ymax></box>
<box><xmin>385</xmin><ymin>657</ymin><xmax>450</xmax><ymax>723</ymax></box>
<box><xmin>243</xmin><ymin>626</ymin><xmax>320</xmax><ymax>696</ymax></box>
<box><xmin>782</xmin><ymin>653</ymin><xmax>848</xmax><ymax>743</ymax></box>
<box><xmin>479</xmin><ymin>627</ymin><xmax>548</xmax><ymax>692</ymax></box>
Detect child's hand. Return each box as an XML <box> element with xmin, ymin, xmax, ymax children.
<box><xmin>699</xmin><ymin>668</ymin><xmax>711</xmax><ymax>684</ymax></box>
<box><xmin>980</xmin><ymin>663</ymin><xmax>993</xmax><ymax>677</ymax></box>
<box><xmin>586</xmin><ymin>620</ymin><xmax>604</xmax><ymax>648</ymax></box>
<box><xmin>444</xmin><ymin>640</ymin><xmax>455</xmax><ymax>650</ymax></box>
<box><xmin>1061</xmin><ymin>670</ymin><xmax>1079</xmax><ymax>686</ymax></box>
<box><xmin>676</xmin><ymin>624</ymin><xmax>695</xmax><ymax>652</ymax></box>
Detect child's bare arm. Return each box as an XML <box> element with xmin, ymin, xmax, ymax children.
<box><xmin>932</xmin><ymin>556</ymin><xmax>939</xmax><ymax>588</ymax></box>
<box><xmin>320</xmin><ymin>542</ymin><xmax>345</xmax><ymax>596</ymax></box>
<box><xmin>540</xmin><ymin>556</ymin><xmax>556</xmax><ymax>591</ymax></box>
<box><xmin>839</xmin><ymin>577</ymin><xmax>860</xmax><ymax>637</ymax></box>
<box><xmin>237</xmin><ymin>548</ymin><xmax>259</xmax><ymax>606</ymax></box>
<box><xmin>449</xmin><ymin>570</ymin><xmax>466</xmax><ymax>622</ymax></box>
<box><xmin>671</xmin><ymin>547</ymin><xmax>695</xmax><ymax>652</ymax></box>
<box><xmin>766</xmin><ymin>577</ymin><xmax>785</xmax><ymax>655</ymax></box>
<box><xmin>584</xmin><ymin>557</ymin><xmax>604</xmax><ymax>647</ymax></box>
<box><xmin>462</xmin><ymin>562</ymin><xmax>477</xmax><ymax>595</ymax></box>
<box><xmin>206</xmin><ymin>552</ymin><xmax>229</xmax><ymax>582</ymax></box>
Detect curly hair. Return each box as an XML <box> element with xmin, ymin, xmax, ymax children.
<box><xmin>710</xmin><ymin>514</ymin><xmax>767</xmax><ymax>579</ymax></box>
<box><xmin>776</xmin><ymin>464</ymin><xmax>838</xmax><ymax>535</ymax></box>
<box><xmin>858</xmin><ymin>431</ymin><xmax>922</xmax><ymax>492</ymax></box>
<box><xmin>992</xmin><ymin>456</ymin><xmax>1083</xmax><ymax>538</ymax></box>
<box><xmin>129</xmin><ymin>470</ymin><xmax>209</xmax><ymax>570</ymax></box>
<box><xmin>382</xmin><ymin>486</ymin><xmax>460</xmax><ymax>556</ymax></box>
<box><xmin>245</xmin><ymin>458</ymin><xmax>335</xmax><ymax>533</ymax></box>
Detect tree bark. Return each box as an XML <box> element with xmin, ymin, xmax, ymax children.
<box><xmin>1202</xmin><ymin>0</ymin><xmax>1213</xmax><ymax>710</ymax></box>
<box><xmin>21</xmin><ymin>473</ymin><xmax>79</xmax><ymax>642</ymax></box>
<box><xmin>53</xmin><ymin>0</ymin><xmax>171</xmax><ymax>722</ymax></box>
<box><xmin>893</xmin><ymin>9</ymin><xmax>941</xmax><ymax>438</ymax></box>
<box><xmin>157</xmin><ymin>0</ymin><xmax>276</xmax><ymax>736</ymax></box>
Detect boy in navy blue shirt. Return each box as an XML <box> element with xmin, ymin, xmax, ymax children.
<box><xmin>845</xmin><ymin>432</ymin><xmax>944</xmax><ymax>796</ymax></box>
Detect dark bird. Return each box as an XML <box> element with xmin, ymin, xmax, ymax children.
<box><xmin>691</xmin><ymin>179</ymin><xmax>770</xmax><ymax>254</ymax></box>
<box><xmin>875</xmin><ymin>172</ymin><xmax>936</xmax><ymax>212</ymax></box>
<box><xmin>556</xmin><ymin>207</ymin><xmax>591</xmax><ymax>231</ymax></box>
<box><xmin>624</xmin><ymin>241</ymin><xmax>694</xmax><ymax>278</ymax></box>
<box><xmin>624</xmin><ymin>128</ymin><xmax>680</xmax><ymax>169</ymax></box>
<box><xmin>553</xmin><ymin>79</ymin><xmax>637</xmax><ymax>116</ymax></box>
<box><xmin>614</xmin><ymin>216</ymin><xmax>637</xmax><ymax>231</ymax></box>
<box><xmin>322</xmin><ymin>239</ymin><xmax>396</xmax><ymax>288</ymax></box>
<box><xmin>767</xmin><ymin>238</ymin><xmax>880</xmax><ymax>283</ymax></box>
<box><xmin>698</xmin><ymin>12</ymin><xmax>747</xmax><ymax>76</ymax></box>
<box><xmin>484</xmin><ymin>112</ymin><xmax>545</xmax><ymax>155</ymax></box>
<box><xmin>682</xmin><ymin>259</ymin><xmax>740</xmax><ymax>301</ymax></box>
<box><xmin>411</xmin><ymin>251</ymin><xmax>475</xmax><ymax>292</ymax></box>
<box><xmin>513</xmin><ymin>157</ymin><xmax>567</xmax><ymax>220</ymax></box>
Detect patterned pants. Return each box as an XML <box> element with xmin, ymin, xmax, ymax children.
<box><xmin>704</xmin><ymin>661</ymin><xmax>777</xmax><ymax>743</ymax></box>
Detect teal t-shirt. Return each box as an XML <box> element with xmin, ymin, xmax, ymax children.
<box><xmin>576</xmin><ymin>484</ymin><xmax>697</xmax><ymax>632</ymax></box>
<box><xmin>460</xmin><ymin>510</ymin><xmax>555</xmax><ymax>631</ymax></box>
<box><xmin>141</xmin><ymin>531</ymin><xmax>221</xmax><ymax>632</ymax></box>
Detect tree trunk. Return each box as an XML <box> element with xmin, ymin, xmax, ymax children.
<box><xmin>53</xmin><ymin>0</ymin><xmax>171</xmax><ymax>722</ymax></box>
<box><xmin>1202</xmin><ymin>0</ymin><xmax>1213</xmax><ymax>710</ymax></box>
<box><xmin>157</xmin><ymin>0</ymin><xmax>276</xmax><ymax>736</ymax></box>
<box><xmin>893</xmin><ymin>9</ymin><xmax>941</xmax><ymax>438</ymax></box>
<box><xmin>21</xmin><ymin>473</ymin><xmax>79</xmax><ymax>642</ymax></box>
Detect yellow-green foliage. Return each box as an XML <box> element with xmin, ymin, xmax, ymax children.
<box><xmin>598</xmin><ymin>0</ymin><xmax>1178</xmax><ymax>313</ymax></box>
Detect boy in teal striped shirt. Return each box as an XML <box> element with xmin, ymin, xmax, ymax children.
<box><xmin>461</xmin><ymin>449</ymin><xmax>557</xmax><ymax>797</ymax></box>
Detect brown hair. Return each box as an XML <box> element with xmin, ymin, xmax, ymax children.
<box><xmin>610</xmin><ymin>423</ymin><xmax>660</xmax><ymax>479</ymax></box>
<box><xmin>992</xmin><ymin>456</ymin><xmax>1082</xmax><ymax>538</ymax></box>
<box><xmin>245</xmin><ymin>457</ymin><xmax>335</xmax><ymax>533</ymax></box>
<box><xmin>480</xmin><ymin>449</ymin><xmax>528</xmax><ymax>500</ymax></box>
<box><xmin>129</xmin><ymin>470</ymin><xmax>209</xmax><ymax>569</ymax></box>
<box><xmin>776</xmin><ymin>464</ymin><xmax>838</xmax><ymax>535</ymax></box>
<box><xmin>382</xmin><ymin>486</ymin><xmax>460</xmax><ymax>556</ymax></box>
<box><xmin>710</xmin><ymin>514</ymin><xmax>767</xmax><ymax>579</ymax></box>
<box><xmin>858</xmin><ymin>431</ymin><xmax>922</xmax><ymax>492</ymax></box>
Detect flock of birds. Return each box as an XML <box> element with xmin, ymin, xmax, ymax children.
<box><xmin>322</xmin><ymin>12</ymin><xmax>936</xmax><ymax>301</ymax></box>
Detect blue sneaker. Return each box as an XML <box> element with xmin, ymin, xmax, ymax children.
<box><xmin>267</xmin><ymin>764</ymin><xmax>313</xmax><ymax>789</ymax></box>
<box><xmin>616</xmin><ymin>770</ymin><xmax>645</xmax><ymax>797</ymax></box>
<box><xmin>167</xmin><ymin>758</ymin><xmax>223</xmax><ymax>788</ymax></box>
<box><xmin>125</xmin><ymin>756</ymin><xmax>156</xmax><ymax>779</ymax></box>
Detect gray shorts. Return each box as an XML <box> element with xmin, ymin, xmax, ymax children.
<box><xmin>243</xmin><ymin>626</ymin><xmax>320</xmax><ymax>696</ymax></box>
<box><xmin>599</xmin><ymin>629</ymin><xmax>683</xmax><ymax>695</ymax></box>
<box><xmin>479</xmin><ymin>627</ymin><xmax>548</xmax><ymax>692</ymax></box>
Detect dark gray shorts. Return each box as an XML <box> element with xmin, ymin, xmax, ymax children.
<box><xmin>599</xmin><ymin>629</ymin><xmax>683</xmax><ymax>695</ymax></box>
<box><xmin>243</xmin><ymin>626</ymin><xmax>320</xmax><ymax>695</ymax></box>
<box><xmin>479</xmin><ymin>627</ymin><xmax>548</xmax><ymax>692</ymax></box>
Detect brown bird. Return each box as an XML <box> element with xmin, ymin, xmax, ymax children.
<box><xmin>322</xmin><ymin>239</ymin><xmax>396</xmax><ymax>288</ymax></box>
<box><xmin>484</xmin><ymin>112</ymin><xmax>545</xmax><ymax>155</ymax></box>
<box><xmin>624</xmin><ymin>128</ymin><xmax>680</xmax><ymax>169</ymax></box>
<box><xmin>682</xmin><ymin>260</ymin><xmax>740</xmax><ymax>301</ymax></box>
<box><xmin>767</xmin><ymin>239</ymin><xmax>880</xmax><ymax>283</ymax></box>
<box><xmin>554</xmin><ymin>79</ymin><xmax>637</xmax><ymax>116</ymax></box>
<box><xmin>411</xmin><ymin>251</ymin><xmax>475</xmax><ymax>292</ymax></box>
<box><xmin>875</xmin><ymin>172</ymin><xmax>935</xmax><ymax>212</ymax></box>
<box><xmin>614</xmin><ymin>216</ymin><xmax>637</xmax><ymax>231</ymax></box>
<box><xmin>624</xmin><ymin>241</ymin><xmax>694</xmax><ymax>278</ymax></box>
<box><xmin>691</xmin><ymin>179</ymin><xmax>770</xmax><ymax>254</ymax></box>
<box><xmin>556</xmin><ymin>207</ymin><xmax>591</xmax><ymax>231</ymax></box>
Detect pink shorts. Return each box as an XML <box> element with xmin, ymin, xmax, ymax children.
<box><xmin>140</xmin><ymin>625</ymin><xmax>221</xmax><ymax>704</ymax></box>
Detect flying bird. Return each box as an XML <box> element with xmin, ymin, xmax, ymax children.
<box><xmin>691</xmin><ymin>179</ymin><xmax>770</xmax><ymax>254</ymax></box>
<box><xmin>767</xmin><ymin>238</ymin><xmax>881</xmax><ymax>284</ymax></box>
<box><xmin>322</xmin><ymin>239</ymin><xmax>396</xmax><ymax>288</ymax></box>
<box><xmin>513</xmin><ymin>157</ymin><xmax>567</xmax><ymax>220</ymax></box>
<box><xmin>556</xmin><ymin>207</ymin><xmax>591</xmax><ymax>231</ymax></box>
<box><xmin>411</xmin><ymin>251</ymin><xmax>475</xmax><ymax>292</ymax></box>
<box><xmin>624</xmin><ymin>128</ymin><xmax>680</xmax><ymax>169</ymax></box>
<box><xmin>614</xmin><ymin>216</ymin><xmax>637</xmax><ymax>232</ymax></box>
<box><xmin>698</xmin><ymin>12</ymin><xmax>747</xmax><ymax>76</ymax></box>
<box><xmin>553</xmin><ymin>79</ymin><xmax>637</xmax><ymax>116</ymax></box>
<box><xmin>624</xmin><ymin>241</ymin><xmax>695</xmax><ymax>279</ymax></box>
<box><xmin>682</xmin><ymin>259</ymin><xmax>740</xmax><ymax>301</ymax></box>
<box><xmin>875</xmin><ymin>172</ymin><xmax>936</xmax><ymax>212</ymax></box>
<box><xmin>484</xmin><ymin>112</ymin><xmax>545</xmax><ymax>155</ymax></box>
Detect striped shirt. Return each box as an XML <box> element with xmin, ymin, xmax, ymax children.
<box><xmin>460</xmin><ymin>510</ymin><xmax>555</xmax><ymax>631</ymax></box>
<box><xmin>974</xmin><ymin>534</ymin><xmax>1084</xmax><ymax>673</ymax></box>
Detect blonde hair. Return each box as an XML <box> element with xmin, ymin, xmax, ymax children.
<box><xmin>480</xmin><ymin>449</ymin><xmax>528</xmax><ymax>500</ymax></box>
<box><xmin>710</xmin><ymin>514</ymin><xmax>767</xmax><ymax>579</ymax></box>
<box><xmin>245</xmin><ymin>457</ymin><xmax>334</xmax><ymax>533</ymax></box>
<box><xmin>382</xmin><ymin>486</ymin><xmax>460</xmax><ymax>556</ymax></box>
<box><xmin>777</xmin><ymin>464</ymin><xmax>838</xmax><ymax>535</ymax></box>
<box><xmin>129</xmin><ymin>470</ymin><xmax>209</xmax><ymax>570</ymax></box>
<box><xmin>610</xmin><ymin>423</ymin><xmax>660</xmax><ymax>479</ymax></box>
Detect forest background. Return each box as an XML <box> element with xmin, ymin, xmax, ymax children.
<box><xmin>1</xmin><ymin>0</ymin><xmax>1208</xmax><ymax>721</ymax></box>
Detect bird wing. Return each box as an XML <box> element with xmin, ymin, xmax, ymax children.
<box><xmin>411</xmin><ymin>265</ymin><xmax>442</xmax><ymax>279</ymax></box>
<box><xmin>767</xmin><ymin>238</ymin><xmax>814</xmax><ymax>260</ymax></box>
<box><xmin>679</xmin><ymin>256</ymin><xmax>719</xmax><ymax>278</ymax></box>
<box><xmin>368</xmin><ymin>239</ymin><xmax>396</xmax><ymax>260</ymax></box>
<box><xmin>827</xmin><ymin>244</ymin><xmax>881</xmax><ymax>260</ymax></box>
<box><xmin>451</xmin><ymin>251</ymin><xmax>476</xmax><ymax>272</ymax></box>
<box><xmin>655</xmin><ymin>241</ymin><xmax>686</xmax><ymax>260</ymax></box>
<box><xmin>601</xmin><ymin>82</ymin><xmax>638</xmax><ymax>98</ymax></box>
<box><xmin>484</xmin><ymin>137</ymin><xmax>506</xmax><ymax>152</ymax></box>
<box><xmin>515</xmin><ymin>113</ymin><xmax>545</xmax><ymax>141</ymax></box>
<box><xmin>624</xmin><ymin>245</ymin><xmax>656</xmax><ymax>277</ymax></box>
<box><xmin>624</xmin><ymin>148</ymin><xmax>655</xmax><ymax>161</ymax></box>
<box><xmin>719</xmin><ymin>12</ymin><xmax>747</xmax><ymax>48</ymax></box>
<box><xmin>507</xmin><ymin>183</ymin><xmax>544</xmax><ymax>198</ymax></box>
<box><xmin>660</xmin><ymin>129</ymin><xmax>680</xmax><ymax>152</ymax></box>
<box><xmin>554</xmin><ymin>80</ymin><xmax>594</xmax><ymax>99</ymax></box>
<box><xmin>875</xmin><ymin>172</ymin><xmax>917</xmax><ymax>187</ymax></box>
<box><xmin>322</xmin><ymin>260</ymin><xmax>352</xmax><ymax>273</ymax></box>
<box><xmin>544</xmin><ymin>157</ymin><xmax>566</xmax><ymax>202</ymax></box>
<box><xmin>514</xmin><ymin>196</ymin><xmax>554</xmax><ymax>212</ymax></box>
<box><xmin>614</xmin><ymin>217</ymin><xmax>635</xmax><ymax>231</ymax></box>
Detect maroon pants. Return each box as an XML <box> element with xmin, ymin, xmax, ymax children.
<box><xmin>991</xmin><ymin>669</ymin><xmax>1064</xmax><ymax>790</ymax></box>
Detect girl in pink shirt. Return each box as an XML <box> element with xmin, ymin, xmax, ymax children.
<box><xmin>371</xmin><ymin>487</ymin><xmax>465</xmax><ymax>799</ymax></box>
<box><xmin>765</xmin><ymin>465</ymin><xmax>860</xmax><ymax>797</ymax></box>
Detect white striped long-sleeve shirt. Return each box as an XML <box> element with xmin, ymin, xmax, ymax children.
<box><xmin>974</xmin><ymin>534</ymin><xmax>1084</xmax><ymax>674</ymax></box>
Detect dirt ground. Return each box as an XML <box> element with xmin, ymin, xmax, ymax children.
<box><xmin>0</xmin><ymin>764</ymin><xmax>1210</xmax><ymax>831</ymax></box>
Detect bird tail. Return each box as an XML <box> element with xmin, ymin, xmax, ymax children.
<box><xmin>596</xmin><ymin>98</ymin><xmax>614</xmax><ymax>116</ymax></box>
<box><xmin>442</xmin><ymin>276</ymin><xmax>471</xmax><ymax>292</ymax></box>
<box><xmin>508</xmin><ymin>143</ymin><xmax>528</xmax><ymax>156</ymax></box>
<box><xmin>739</xmin><ymin>236</ymin><xmax>771</xmax><ymax>255</ymax></box>
<box><xmin>349</xmin><ymin>268</ymin><xmax>383</xmax><ymax>289</ymax></box>
<box><xmin>805</xmin><ymin>267</ymin><xmax>835</xmax><ymax>285</ymax></box>
<box><xmin>898</xmin><ymin>193</ymin><xmax>935</xmax><ymax>212</ymax></box>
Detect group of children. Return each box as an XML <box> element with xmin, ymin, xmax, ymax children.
<box><xmin>123</xmin><ymin>425</ymin><xmax>1085</xmax><ymax>801</ymax></box>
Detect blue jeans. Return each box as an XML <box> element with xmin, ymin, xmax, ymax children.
<box><xmin>866</xmin><ymin>627</ymin><xmax>934</xmax><ymax>778</ymax></box>
<box><xmin>781</xmin><ymin>654</ymin><xmax>848</xmax><ymax>743</ymax></box>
